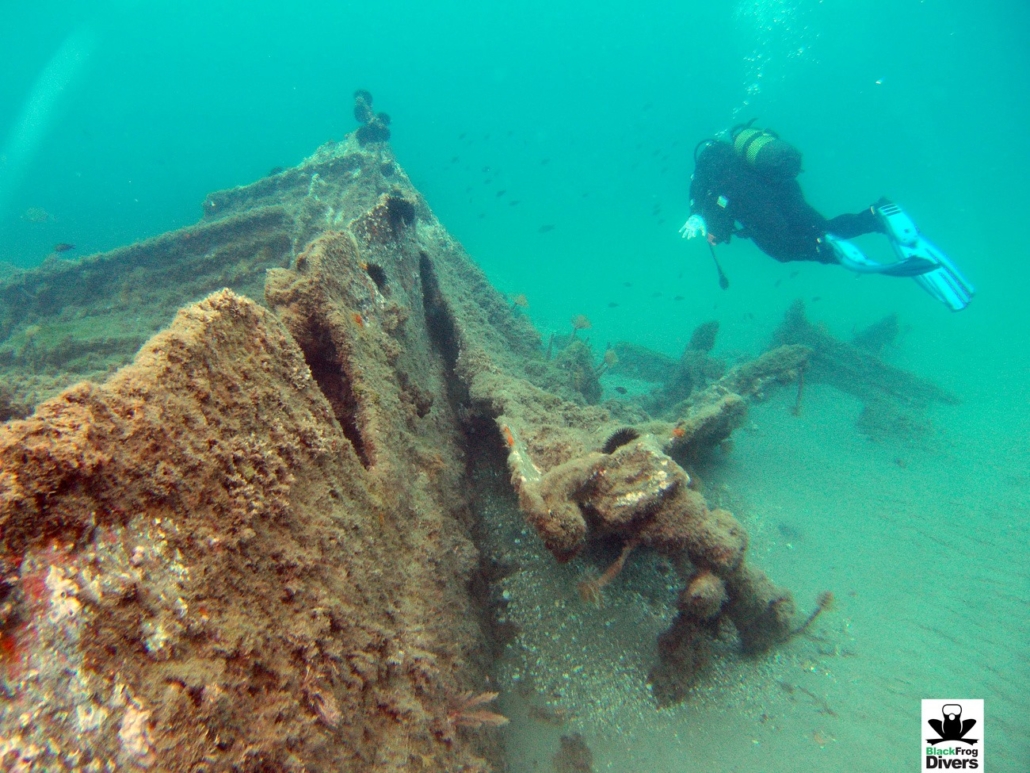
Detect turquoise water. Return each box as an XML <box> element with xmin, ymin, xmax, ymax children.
<box><xmin>2</xmin><ymin>1</ymin><xmax>1028</xmax><ymax>769</ymax></box>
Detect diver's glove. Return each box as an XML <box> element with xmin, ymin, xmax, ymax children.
<box><xmin>679</xmin><ymin>214</ymin><xmax>707</xmax><ymax>240</ymax></box>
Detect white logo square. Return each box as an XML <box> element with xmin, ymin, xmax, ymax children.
<box><xmin>921</xmin><ymin>699</ymin><xmax>983</xmax><ymax>770</ymax></box>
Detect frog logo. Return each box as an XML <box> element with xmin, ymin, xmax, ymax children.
<box><xmin>927</xmin><ymin>703</ymin><xmax>978</xmax><ymax>746</ymax></box>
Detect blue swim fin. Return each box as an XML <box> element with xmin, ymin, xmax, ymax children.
<box><xmin>825</xmin><ymin>234</ymin><xmax>936</xmax><ymax>277</ymax></box>
<box><xmin>876</xmin><ymin>201</ymin><xmax>975</xmax><ymax>311</ymax></box>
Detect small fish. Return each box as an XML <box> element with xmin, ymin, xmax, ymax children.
<box><xmin>614</xmin><ymin>386</ymin><xmax>628</xmax><ymax>395</ymax></box>
<box><xmin>267</xmin><ymin>166</ymin><xmax>284</xmax><ymax>176</ymax></box>
<box><xmin>812</xmin><ymin>296</ymin><xmax>821</xmax><ymax>302</ymax></box>
<box><xmin>53</xmin><ymin>243</ymin><xmax>76</xmax><ymax>253</ymax></box>
<box><xmin>623</xmin><ymin>282</ymin><xmax>632</xmax><ymax>287</ymax></box>
<box><xmin>509</xmin><ymin>200</ymin><xmax>520</xmax><ymax>206</ymax></box>
<box><xmin>790</xmin><ymin>270</ymin><xmax>800</xmax><ymax>279</ymax></box>
<box><xmin>608</xmin><ymin>302</ymin><xmax>619</xmax><ymax>308</ymax></box>
<box><xmin>458</xmin><ymin>132</ymin><xmax>467</xmax><ymax>140</ymax></box>
<box><xmin>478</xmin><ymin>213</ymin><xmax>486</xmax><ymax>219</ymax></box>
<box><xmin>496</xmin><ymin>190</ymin><xmax>506</xmax><ymax>197</ymax></box>
<box><xmin>540</xmin><ymin>158</ymin><xmax>550</xmax><ymax>165</ymax></box>
<box><xmin>450</xmin><ymin>156</ymin><xmax>460</xmax><ymax>163</ymax></box>
<box><xmin>482</xmin><ymin>166</ymin><xmax>491</xmax><ymax>173</ymax></box>
<box><xmin>651</xmin><ymin>291</ymin><xmax>662</xmax><ymax>298</ymax></box>
<box><xmin>774</xmin><ymin>279</ymin><xmax>782</xmax><ymax>288</ymax></box>
<box><xmin>673</xmin><ymin>295</ymin><xmax>684</xmax><ymax>301</ymax></box>
<box><xmin>538</xmin><ymin>224</ymin><xmax>555</xmax><ymax>233</ymax></box>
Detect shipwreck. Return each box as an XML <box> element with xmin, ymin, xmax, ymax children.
<box><xmin>0</xmin><ymin>94</ymin><xmax>954</xmax><ymax>771</ymax></box>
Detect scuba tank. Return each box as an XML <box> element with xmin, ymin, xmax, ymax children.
<box><xmin>731</xmin><ymin>120</ymin><xmax>802</xmax><ymax>181</ymax></box>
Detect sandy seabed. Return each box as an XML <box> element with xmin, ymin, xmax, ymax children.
<box><xmin>501</xmin><ymin>380</ymin><xmax>1028</xmax><ymax>772</ymax></box>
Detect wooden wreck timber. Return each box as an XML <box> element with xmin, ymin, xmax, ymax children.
<box><xmin>772</xmin><ymin>299</ymin><xmax>959</xmax><ymax>441</ymax></box>
<box><xmin>0</xmin><ymin>124</ymin><xmax>806</xmax><ymax>770</ymax></box>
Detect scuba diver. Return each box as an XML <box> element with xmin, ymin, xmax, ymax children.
<box><xmin>680</xmin><ymin>122</ymin><xmax>974</xmax><ymax>311</ymax></box>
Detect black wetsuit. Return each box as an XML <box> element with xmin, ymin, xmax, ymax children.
<box><xmin>689</xmin><ymin>141</ymin><xmax>882</xmax><ymax>263</ymax></box>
